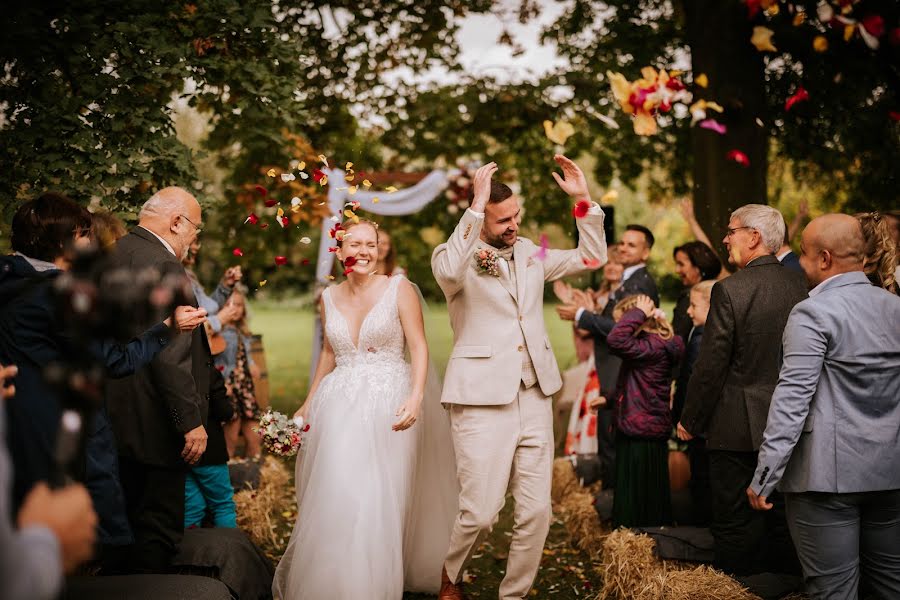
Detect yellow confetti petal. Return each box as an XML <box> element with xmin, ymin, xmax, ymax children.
<box><xmin>348</xmin><ymin>185</ymin><xmax>358</xmax><ymax>195</ymax></box>
<box><xmin>345</xmin><ymin>173</ymin><xmax>355</xmax><ymax>182</ymax></box>
<box><xmin>319</xmin><ymin>174</ymin><xmax>328</xmax><ymax>186</ymax></box>
<box><xmin>751</xmin><ymin>26</ymin><xmax>777</xmax><ymax>52</ymax></box>
<box><xmin>385</xmin><ymin>186</ymin><xmax>398</xmax><ymax>193</ymax></box>
<box><xmin>705</xmin><ymin>101</ymin><xmax>724</xmax><ymax>113</ymax></box>
<box><xmin>298</xmin><ymin>161</ymin><xmax>306</xmax><ymax>170</ymax></box>
<box><xmin>813</xmin><ymin>35</ymin><xmax>829</xmax><ymax>52</ymax></box>
<box><xmin>327</xmin><ymin>275</ymin><xmax>335</xmax><ymax>280</ymax></box>
<box><xmin>259</xmin><ymin>280</ymin><xmax>267</xmax><ymax>287</ymax></box>
<box><xmin>276</xmin><ymin>207</ymin><xmax>285</xmax><ymax>217</ymax></box>
<box><xmin>695</xmin><ymin>73</ymin><xmax>708</xmax><ymax>88</ymax></box>
<box><xmin>601</xmin><ymin>189</ymin><xmax>619</xmax><ymax>203</ymax></box>
<box><xmin>362</xmin><ymin>179</ymin><xmax>372</xmax><ymax>188</ymax></box>
<box><xmin>843</xmin><ymin>24</ymin><xmax>855</xmax><ymax>42</ymax></box>
<box><xmin>266</xmin><ymin>168</ymin><xmax>277</xmax><ymax>177</ymax></box>
<box><xmin>372</xmin><ymin>197</ymin><xmax>380</xmax><ymax>204</ymax></box>
<box><xmin>343</xmin><ymin>209</ymin><xmax>359</xmax><ymax>224</ymax></box>
<box><xmin>606</xmin><ymin>71</ymin><xmax>635</xmax><ymax>113</ymax></box>
<box><xmin>543</xmin><ymin>119</ymin><xmax>576</xmax><ymax>145</ymax></box>
<box><xmin>281</xmin><ymin>511</ymin><xmax>292</xmax><ymax>518</ymax></box>
<box><xmin>318</xmin><ymin>154</ymin><xmax>328</xmax><ymax>164</ymax></box>
<box><xmin>345</xmin><ymin>162</ymin><xmax>353</xmax><ymax>170</ymax></box>
<box><xmin>792</xmin><ymin>11</ymin><xmax>805</xmax><ymax>26</ymax></box>
<box><xmin>633</xmin><ymin>111</ymin><xmax>657</xmax><ymax>136</ymax></box>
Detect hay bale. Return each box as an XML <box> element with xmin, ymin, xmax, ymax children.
<box><xmin>235</xmin><ymin>456</ymin><xmax>292</xmax><ymax>550</ymax></box>
<box><xmin>599</xmin><ymin>529</ymin><xmax>665</xmax><ymax>600</ymax></box>
<box><xmin>559</xmin><ymin>489</ymin><xmax>609</xmax><ymax>556</ymax></box>
<box><xmin>662</xmin><ymin>566</ymin><xmax>761</xmax><ymax>600</ymax></box>
<box><xmin>552</xmin><ymin>457</ymin><xmax>579</xmax><ymax>505</ymax></box>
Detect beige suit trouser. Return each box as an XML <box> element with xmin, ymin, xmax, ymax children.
<box><xmin>445</xmin><ymin>383</ymin><xmax>553</xmax><ymax>600</ymax></box>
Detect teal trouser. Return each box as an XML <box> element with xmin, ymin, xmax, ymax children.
<box><xmin>184</xmin><ymin>464</ymin><xmax>237</xmax><ymax>528</ymax></box>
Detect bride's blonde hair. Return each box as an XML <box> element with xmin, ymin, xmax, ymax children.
<box><xmin>612</xmin><ymin>295</ymin><xmax>674</xmax><ymax>340</ymax></box>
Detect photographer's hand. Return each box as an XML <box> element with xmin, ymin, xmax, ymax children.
<box><xmin>182</xmin><ymin>425</ymin><xmax>208</xmax><ymax>464</ymax></box>
<box><xmin>18</xmin><ymin>483</ymin><xmax>98</xmax><ymax>573</ymax></box>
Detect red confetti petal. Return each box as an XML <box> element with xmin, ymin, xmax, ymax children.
<box><xmin>301</xmin><ymin>258</ymin><xmax>310</xmax><ymax>266</ymax></box>
<box><xmin>785</xmin><ymin>86</ymin><xmax>810</xmax><ymax>112</ymax></box>
<box><xmin>244</xmin><ymin>213</ymin><xmax>259</xmax><ymax>225</ymax></box>
<box><xmin>274</xmin><ymin>256</ymin><xmax>288</xmax><ymax>266</ymax></box>
<box><xmin>344</xmin><ymin>256</ymin><xmax>357</xmax><ymax>268</ymax></box>
<box><xmin>889</xmin><ymin>110</ymin><xmax>900</xmax><ymax>121</ymax></box>
<box><xmin>890</xmin><ymin>27</ymin><xmax>900</xmax><ymax>46</ymax></box>
<box><xmin>726</xmin><ymin>149</ymin><xmax>751</xmax><ymax>167</ymax></box>
<box><xmin>264</xmin><ymin>199</ymin><xmax>278</xmax><ymax>207</ymax></box>
<box><xmin>232</xmin><ymin>248</ymin><xmax>243</xmax><ymax>257</ymax></box>
<box><xmin>280</xmin><ymin>216</ymin><xmax>289</xmax><ymax>227</ymax></box>
<box><xmin>255</xmin><ymin>185</ymin><xmax>268</xmax><ymax>196</ymax></box>
<box><xmin>745</xmin><ymin>0</ymin><xmax>761</xmax><ymax>19</ymax></box>
<box><xmin>343</xmin><ymin>267</ymin><xmax>354</xmax><ymax>275</ymax></box>
<box><xmin>328</xmin><ymin>246</ymin><xmax>339</xmax><ymax>253</ymax></box>
<box><xmin>861</xmin><ymin>14</ymin><xmax>885</xmax><ymax>38</ymax></box>
<box><xmin>583</xmin><ymin>258</ymin><xmax>602</xmax><ymax>269</ymax></box>
<box><xmin>260</xmin><ymin>223</ymin><xmax>269</xmax><ymax>229</ymax></box>
<box><xmin>313</xmin><ymin>169</ymin><xmax>325</xmax><ymax>183</ymax></box>
<box><xmin>572</xmin><ymin>200</ymin><xmax>591</xmax><ymax>219</ymax></box>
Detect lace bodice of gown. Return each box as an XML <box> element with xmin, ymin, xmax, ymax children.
<box><xmin>323</xmin><ymin>275</ymin><xmax>406</xmax><ymax>368</ymax></box>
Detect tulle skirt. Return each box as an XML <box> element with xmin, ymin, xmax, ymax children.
<box><xmin>273</xmin><ymin>359</ymin><xmax>457</xmax><ymax>599</ymax></box>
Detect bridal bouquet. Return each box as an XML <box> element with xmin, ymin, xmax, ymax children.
<box><xmin>257</xmin><ymin>410</ymin><xmax>308</xmax><ymax>457</ymax></box>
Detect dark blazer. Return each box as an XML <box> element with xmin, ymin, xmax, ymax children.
<box><xmin>199</xmin><ymin>366</ymin><xmax>234</xmax><ymax>466</ymax></box>
<box><xmin>672</xmin><ymin>325</ymin><xmax>703</xmax><ymax>425</ymax></box>
<box><xmin>779</xmin><ymin>250</ymin><xmax>802</xmax><ymax>272</ymax></box>
<box><xmin>577</xmin><ymin>266</ymin><xmax>659</xmax><ymax>396</ymax></box>
<box><xmin>680</xmin><ymin>255</ymin><xmax>808</xmax><ymax>451</ymax></box>
<box><xmin>105</xmin><ymin>228</ymin><xmax>212</xmax><ymax>467</ymax></box>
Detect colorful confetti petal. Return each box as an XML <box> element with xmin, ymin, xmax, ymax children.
<box><xmin>299</xmin><ymin>236</ymin><xmax>311</xmax><ymax>245</ymax></box>
<box><xmin>266</xmin><ymin>168</ymin><xmax>277</xmax><ymax>178</ymax></box>
<box><xmin>232</xmin><ymin>248</ymin><xmax>243</xmax><ymax>257</ymax></box>
<box><xmin>274</xmin><ymin>256</ymin><xmax>288</xmax><ymax>266</ymax></box>
<box><xmin>785</xmin><ymin>86</ymin><xmax>810</xmax><ymax>111</ymax></box>
<box><xmin>244</xmin><ymin>213</ymin><xmax>259</xmax><ymax>225</ymax></box>
<box><xmin>533</xmin><ymin>234</ymin><xmax>549</xmax><ymax>261</ymax></box>
<box><xmin>255</xmin><ymin>185</ymin><xmax>268</xmax><ymax>196</ymax></box>
<box><xmin>751</xmin><ymin>26</ymin><xmax>777</xmax><ymax>52</ymax></box>
<box><xmin>572</xmin><ymin>200</ymin><xmax>591</xmax><ymax>219</ymax></box>
<box><xmin>543</xmin><ymin>119</ymin><xmax>576</xmax><ymax>145</ymax></box>
<box><xmin>695</xmin><ymin>73</ymin><xmax>708</xmax><ymax>88</ymax></box>
<box><xmin>726</xmin><ymin>149</ymin><xmax>751</xmax><ymax>167</ymax></box>
<box><xmin>264</xmin><ymin>199</ymin><xmax>278</xmax><ymax>207</ymax></box>
<box><xmin>699</xmin><ymin>119</ymin><xmax>727</xmax><ymax>135</ymax></box>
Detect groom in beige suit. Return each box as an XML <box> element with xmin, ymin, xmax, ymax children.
<box><xmin>432</xmin><ymin>156</ymin><xmax>608</xmax><ymax>599</ymax></box>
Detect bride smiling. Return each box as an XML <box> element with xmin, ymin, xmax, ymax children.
<box><xmin>273</xmin><ymin>219</ymin><xmax>457</xmax><ymax>599</ymax></box>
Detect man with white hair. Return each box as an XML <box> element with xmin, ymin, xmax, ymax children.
<box><xmin>105</xmin><ymin>187</ymin><xmax>212</xmax><ymax>572</ymax></box>
<box><xmin>677</xmin><ymin>204</ymin><xmax>807</xmax><ymax>577</ymax></box>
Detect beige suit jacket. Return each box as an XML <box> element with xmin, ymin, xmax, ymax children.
<box><xmin>432</xmin><ymin>207</ymin><xmax>607</xmax><ymax>406</ymax></box>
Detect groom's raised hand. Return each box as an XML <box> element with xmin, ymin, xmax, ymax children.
<box><xmin>552</xmin><ymin>154</ymin><xmax>590</xmax><ymax>200</ymax></box>
<box><xmin>469</xmin><ymin>162</ymin><xmax>498</xmax><ymax>213</ymax></box>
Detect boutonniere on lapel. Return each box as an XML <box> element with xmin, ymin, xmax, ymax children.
<box><xmin>474</xmin><ymin>247</ymin><xmax>501</xmax><ymax>277</ymax></box>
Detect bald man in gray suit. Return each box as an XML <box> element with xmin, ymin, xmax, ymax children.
<box><xmin>748</xmin><ymin>214</ymin><xmax>900</xmax><ymax>600</ymax></box>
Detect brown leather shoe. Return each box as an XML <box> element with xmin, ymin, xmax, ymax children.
<box><xmin>439</xmin><ymin>566</ymin><xmax>467</xmax><ymax>600</ymax></box>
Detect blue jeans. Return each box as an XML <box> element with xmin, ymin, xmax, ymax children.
<box><xmin>184</xmin><ymin>464</ymin><xmax>237</xmax><ymax>528</ymax></box>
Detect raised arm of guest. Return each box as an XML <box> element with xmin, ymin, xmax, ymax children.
<box><xmin>787</xmin><ymin>201</ymin><xmax>809</xmax><ymax>243</ymax></box>
<box><xmin>679</xmin><ymin>197</ymin><xmax>715</xmax><ymax>250</ymax></box>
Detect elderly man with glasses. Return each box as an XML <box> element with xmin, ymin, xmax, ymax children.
<box><xmin>677</xmin><ymin>204</ymin><xmax>808</xmax><ymax>579</ymax></box>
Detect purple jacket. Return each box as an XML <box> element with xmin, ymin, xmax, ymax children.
<box><xmin>607</xmin><ymin>308</ymin><xmax>685</xmax><ymax>439</ymax></box>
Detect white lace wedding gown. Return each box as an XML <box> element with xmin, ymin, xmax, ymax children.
<box><xmin>273</xmin><ymin>275</ymin><xmax>458</xmax><ymax>599</ymax></box>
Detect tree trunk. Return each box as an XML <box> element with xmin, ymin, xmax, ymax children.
<box><xmin>684</xmin><ymin>0</ymin><xmax>768</xmax><ymax>258</ymax></box>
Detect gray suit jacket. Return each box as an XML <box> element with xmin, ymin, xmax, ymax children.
<box><xmin>680</xmin><ymin>255</ymin><xmax>808</xmax><ymax>451</ymax></box>
<box><xmin>752</xmin><ymin>272</ymin><xmax>900</xmax><ymax>496</ymax></box>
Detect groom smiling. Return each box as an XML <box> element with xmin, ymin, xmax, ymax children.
<box><xmin>432</xmin><ymin>156</ymin><xmax>608</xmax><ymax>599</ymax></box>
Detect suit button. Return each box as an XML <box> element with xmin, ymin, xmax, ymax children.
<box><xmin>517</xmin><ymin>345</ymin><xmax>524</xmax><ymax>352</ymax></box>
<box><xmin>205</xmin><ymin>394</ymin><xmax>210</xmax><ymax>401</ymax></box>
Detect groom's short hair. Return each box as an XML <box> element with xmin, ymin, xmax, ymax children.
<box><xmin>471</xmin><ymin>181</ymin><xmax>513</xmax><ymax>205</ymax></box>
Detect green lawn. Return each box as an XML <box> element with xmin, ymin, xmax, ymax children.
<box><xmin>250</xmin><ymin>302</ymin><xmax>580</xmax><ymax>415</ymax></box>
<box><xmin>250</xmin><ymin>298</ymin><xmax>675</xmax><ymax>415</ymax></box>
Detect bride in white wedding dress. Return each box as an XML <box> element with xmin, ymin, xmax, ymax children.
<box><xmin>273</xmin><ymin>220</ymin><xmax>458</xmax><ymax>600</ymax></box>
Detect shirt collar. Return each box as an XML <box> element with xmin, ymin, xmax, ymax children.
<box><xmin>622</xmin><ymin>263</ymin><xmax>645</xmax><ymax>281</ymax></box>
<box><xmin>808</xmin><ymin>271</ymin><xmax>868</xmax><ymax>297</ymax></box>
<box><xmin>14</xmin><ymin>252</ymin><xmax>60</xmax><ymax>273</ymax></box>
<box><xmin>137</xmin><ymin>225</ymin><xmax>177</xmax><ymax>257</ymax></box>
<box><xmin>776</xmin><ymin>249</ymin><xmax>791</xmax><ymax>261</ymax></box>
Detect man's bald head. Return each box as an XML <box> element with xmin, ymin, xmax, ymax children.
<box><xmin>799</xmin><ymin>214</ymin><xmax>866</xmax><ymax>289</ymax></box>
<box><xmin>138</xmin><ymin>186</ymin><xmax>202</xmax><ymax>261</ymax></box>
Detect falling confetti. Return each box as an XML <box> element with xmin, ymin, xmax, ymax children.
<box><xmin>274</xmin><ymin>256</ymin><xmax>288</xmax><ymax>266</ymax></box>
<box><xmin>281</xmin><ymin>173</ymin><xmax>296</xmax><ymax>182</ymax></box>
<box><xmin>264</xmin><ymin>199</ymin><xmax>278</xmax><ymax>208</ymax></box>
<box><xmin>583</xmin><ymin>258</ymin><xmax>602</xmax><ymax>269</ymax></box>
<box><xmin>600</xmin><ymin>189</ymin><xmax>618</xmax><ymax>203</ymax></box>
<box><xmin>343</xmin><ymin>209</ymin><xmax>360</xmax><ymax>224</ymax></box>
<box><xmin>695</xmin><ymin>73</ymin><xmax>709</xmax><ymax>88</ymax></box>
<box><xmin>751</xmin><ymin>26</ymin><xmax>777</xmax><ymax>52</ymax></box>
<box><xmin>607</xmin><ymin>67</ymin><xmax>691</xmax><ymax>135</ymax></box>
<box><xmin>372</xmin><ymin>197</ymin><xmax>380</xmax><ymax>204</ymax></box>
<box><xmin>313</xmin><ymin>169</ymin><xmax>326</xmax><ymax>184</ymax></box>
<box><xmin>318</xmin><ymin>155</ymin><xmax>329</xmax><ymax>168</ymax></box>
<box><xmin>727</xmin><ymin>149</ymin><xmax>751</xmax><ymax>167</ymax></box>
<box><xmin>362</xmin><ymin>179</ymin><xmax>373</xmax><ymax>188</ymax></box>
<box><xmin>813</xmin><ymin>35</ymin><xmax>829</xmax><ymax>52</ymax></box>
<box><xmin>232</xmin><ymin>248</ymin><xmax>243</xmax><ymax>257</ymax></box>
<box><xmin>572</xmin><ymin>200</ymin><xmax>591</xmax><ymax>219</ymax></box>
<box><xmin>266</xmin><ymin>168</ymin><xmax>277</xmax><ymax>178</ymax></box>
<box><xmin>533</xmin><ymin>234</ymin><xmax>549</xmax><ymax>261</ymax></box>
<box><xmin>699</xmin><ymin>119</ymin><xmax>727</xmax><ymax>135</ymax></box>
<box><xmin>299</xmin><ymin>237</ymin><xmax>311</xmax><ymax>245</ymax></box>
<box><xmin>385</xmin><ymin>186</ymin><xmax>398</xmax><ymax>193</ymax></box>
<box><xmin>785</xmin><ymin>86</ymin><xmax>810</xmax><ymax>111</ymax></box>
<box><xmin>258</xmin><ymin>279</ymin><xmax>267</xmax><ymax>287</ymax></box>
<box><xmin>255</xmin><ymin>185</ymin><xmax>268</xmax><ymax>196</ymax></box>
<box><xmin>245</xmin><ymin>213</ymin><xmax>259</xmax><ymax>225</ymax></box>
<box><xmin>543</xmin><ymin>120</ymin><xmax>576</xmax><ymax>145</ymax></box>
<box><xmin>345</xmin><ymin>162</ymin><xmax>353</xmax><ymax>170</ymax></box>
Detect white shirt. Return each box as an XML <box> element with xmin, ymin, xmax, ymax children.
<box><xmin>776</xmin><ymin>249</ymin><xmax>792</xmax><ymax>262</ymax></box>
<box><xmin>137</xmin><ymin>225</ymin><xmax>176</xmax><ymax>257</ymax></box>
<box><xmin>808</xmin><ymin>273</ymin><xmax>844</xmax><ymax>298</ymax></box>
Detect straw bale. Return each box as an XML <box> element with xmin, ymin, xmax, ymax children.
<box><xmin>235</xmin><ymin>457</ymin><xmax>292</xmax><ymax>549</ymax></box>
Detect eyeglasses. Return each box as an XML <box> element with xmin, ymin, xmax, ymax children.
<box><xmin>180</xmin><ymin>214</ymin><xmax>203</xmax><ymax>233</ymax></box>
<box><xmin>725</xmin><ymin>226</ymin><xmax>753</xmax><ymax>238</ymax></box>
